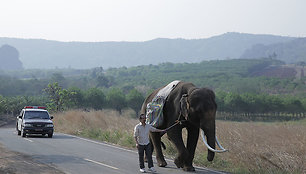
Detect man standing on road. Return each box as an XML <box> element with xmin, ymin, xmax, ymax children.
<box><xmin>134</xmin><ymin>113</ymin><xmax>165</xmax><ymax>173</ymax></box>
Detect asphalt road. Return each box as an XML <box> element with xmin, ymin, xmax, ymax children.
<box><xmin>0</xmin><ymin>126</ymin><xmax>225</xmax><ymax>174</ymax></box>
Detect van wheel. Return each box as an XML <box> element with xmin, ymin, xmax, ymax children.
<box><xmin>48</xmin><ymin>133</ymin><xmax>53</xmax><ymax>138</ymax></box>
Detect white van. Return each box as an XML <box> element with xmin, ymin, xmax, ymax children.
<box><xmin>16</xmin><ymin>106</ymin><xmax>54</xmax><ymax>138</ymax></box>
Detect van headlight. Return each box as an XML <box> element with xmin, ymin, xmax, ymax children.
<box><xmin>46</xmin><ymin>124</ymin><xmax>54</xmax><ymax>127</ymax></box>
<box><xmin>24</xmin><ymin>123</ymin><xmax>33</xmax><ymax>127</ymax></box>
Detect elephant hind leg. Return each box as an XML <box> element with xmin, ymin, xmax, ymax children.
<box><xmin>150</xmin><ymin>132</ymin><xmax>167</xmax><ymax>167</ymax></box>
<box><xmin>156</xmin><ymin>141</ymin><xmax>167</xmax><ymax>167</ymax></box>
<box><xmin>158</xmin><ymin>159</ymin><xmax>167</xmax><ymax>167</ymax></box>
<box><xmin>156</xmin><ymin>146</ymin><xmax>167</xmax><ymax>167</ymax></box>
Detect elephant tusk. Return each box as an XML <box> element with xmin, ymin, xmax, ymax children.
<box><xmin>215</xmin><ymin>136</ymin><xmax>228</xmax><ymax>152</ymax></box>
<box><xmin>201</xmin><ymin>130</ymin><xmax>228</xmax><ymax>153</ymax></box>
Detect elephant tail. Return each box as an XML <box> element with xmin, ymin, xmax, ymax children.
<box><xmin>161</xmin><ymin>141</ymin><xmax>166</xmax><ymax>150</ymax></box>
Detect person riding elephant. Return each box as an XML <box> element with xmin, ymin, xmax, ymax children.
<box><xmin>140</xmin><ymin>81</ymin><xmax>227</xmax><ymax>171</ymax></box>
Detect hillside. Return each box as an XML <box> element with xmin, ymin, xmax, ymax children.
<box><xmin>250</xmin><ymin>64</ymin><xmax>305</xmax><ymax>79</ymax></box>
<box><xmin>104</xmin><ymin>59</ymin><xmax>306</xmax><ymax>95</ymax></box>
<box><xmin>0</xmin><ymin>45</ymin><xmax>23</xmax><ymax>70</ymax></box>
<box><xmin>1</xmin><ymin>58</ymin><xmax>305</xmax><ymax>97</ymax></box>
<box><xmin>241</xmin><ymin>38</ymin><xmax>306</xmax><ymax>63</ymax></box>
<box><xmin>0</xmin><ymin>33</ymin><xmax>294</xmax><ymax>69</ymax></box>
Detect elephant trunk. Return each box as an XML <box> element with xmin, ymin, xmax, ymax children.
<box><xmin>200</xmin><ymin>123</ymin><xmax>228</xmax><ymax>161</ymax></box>
<box><xmin>207</xmin><ymin>130</ymin><xmax>215</xmax><ymax>161</ymax></box>
<box><xmin>201</xmin><ymin>124</ymin><xmax>216</xmax><ymax>161</ymax></box>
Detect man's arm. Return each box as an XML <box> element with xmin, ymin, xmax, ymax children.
<box><xmin>134</xmin><ymin>125</ymin><xmax>139</xmax><ymax>148</ymax></box>
<box><xmin>150</xmin><ymin>125</ymin><xmax>166</xmax><ymax>133</ymax></box>
<box><xmin>156</xmin><ymin>128</ymin><xmax>166</xmax><ymax>133</ymax></box>
<box><xmin>135</xmin><ymin>137</ymin><xmax>139</xmax><ymax>148</ymax></box>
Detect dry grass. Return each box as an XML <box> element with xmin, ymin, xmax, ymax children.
<box><xmin>54</xmin><ymin>109</ymin><xmax>138</xmax><ymax>135</ymax></box>
<box><xmin>212</xmin><ymin>121</ymin><xmax>306</xmax><ymax>173</ymax></box>
<box><xmin>53</xmin><ymin>109</ymin><xmax>306</xmax><ymax>174</ymax></box>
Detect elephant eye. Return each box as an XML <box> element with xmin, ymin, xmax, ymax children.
<box><xmin>189</xmin><ymin>107</ymin><xmax>195</xmax><ymax>113</ymax></box>
<box><xmin>194</xmin><ymin>104</ymin><xmax>203</xmax><ymax>112</ymax></box>
<box><xmin>190</xmin><ymin>107</ymin><xmax>201</xmax><ymax>115</ymax></box>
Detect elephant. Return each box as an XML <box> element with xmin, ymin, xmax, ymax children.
<box><xmin>141</xmin><ymin>81</ymin><xmax>227</xmax><ymax>171</ymax></box>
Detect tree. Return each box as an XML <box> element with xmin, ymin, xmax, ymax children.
<box><xmin>96</xmin><ymin>74</ymin><xmax>110</xmax><ymax>88</ymax></box>
<box><xmin>1</xmin><ymin>96</ymin><xmax>26</xmax><ymax>115</ymax></box>
<box><xmin>126</xmin><ymin>89</ymin><xmax>145</xmax><ymax>116</ymax></box>
<box><xmin>44</xmin><ymin>82</ymin><xmax>62</xmax><ymax>111</ymax></box>
<box><xmin>43</xmin><ymin>82</ymin><xmax>76</xmax><ymax>111</ymax></box>
<box><xmin>51</xmin><ymin>73</ymin><xmax>65</xmax><ymax>83</ymax></box>
<box><xmin>84</xmin><ymin>88</ymin><xmax>105</xmax><ymax>110</ymax></box>
<box><xmin>283</xmin><ymin>97</ymin><xmax>304</xmax><ymax>113</ymax></box>
<box><xmin>65</xmin><ymin>87</ymin><xmax>84</xmax><ymax>109</ymax></box>
<box><xmin>223</xmin><ymin>92</ymin><xmax>246</xmax><ymax>112</ymax></box>
<box><xmin>0</xmin><ymin>95</ymin><xmax>4</xmax><ymax>114</ymax></box>
<box><xmin>60</xmin><ymin>88</ymin><xmax>79</xmax><ymax>110</ymax></box>
<box><xmin>215</xmin><ymin>90</ymin><xmax>227</xmax><ymax>111</ymax></box>
<box><xmin>240</xmin><ymin>93</ymin><xmax>258</xmax><ymax>113</ymax></box>
<box><xmin>106</xmin><ymin>88</ymin><xmax>126</xmax><ymax>114</ymax></box>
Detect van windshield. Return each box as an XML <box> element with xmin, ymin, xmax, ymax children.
<box><xmin>24</xmin><ymin>111</ymin><xmax>50</xmax><ymax>119</ymax></box>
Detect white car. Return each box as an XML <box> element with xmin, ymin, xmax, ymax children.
<box><xmin>16</xmin><ymin>106</ymin><xmax>54</xmax><ymax>138</ymax></box>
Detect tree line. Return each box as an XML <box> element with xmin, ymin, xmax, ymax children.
<box><xmin>1</xmin><ymin>82</ymin><xmax>305</xmax><ymax>119</ymax></box>
<box><xmin>0</xmin><ymin>82</ymin><xmax>144</xmax><ymax>117</ymax></box>
<box><xmin>216</xmin><ymin>91</ymin><xmax>305</xmax><ymax>114</ymax></box>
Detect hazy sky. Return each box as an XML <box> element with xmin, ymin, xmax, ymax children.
<box><xmin>1</xmin><ymin>0</ymin><xmax>305</xmax><ymax>42</ymax></box>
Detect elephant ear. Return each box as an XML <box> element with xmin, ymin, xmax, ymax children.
<box><xmin>180</xmin><ymin>94</ymin><xmax>189</xmax><ymax>120</ymax></box>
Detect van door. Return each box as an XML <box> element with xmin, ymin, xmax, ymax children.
<box><xmin>17</xmin><ymin>110</ymin><xmax>24</xmax><ymax>131</ymax></box>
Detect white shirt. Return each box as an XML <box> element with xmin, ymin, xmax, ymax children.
<box><xmin>134</xmin><ymin>123</ymin><xmax>157</xmax><ymax>145</ymax></box>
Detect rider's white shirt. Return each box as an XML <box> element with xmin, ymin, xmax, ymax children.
<box><xmin>134</xmin><ymin>123</ymin><xmax>157</xmax><ymax>145</ymax></box>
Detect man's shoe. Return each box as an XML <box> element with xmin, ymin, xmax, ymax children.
<box><xmin>139</xmin><ymin>168</ymin><xmax>146</xmax><ymax>173</ymax></box>
<box><xmin>148</xmin><ymin>167</ymin><xmax>156</xmax><ymax>173</ymax></box>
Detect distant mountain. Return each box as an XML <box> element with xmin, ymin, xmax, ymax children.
<box><xmin>0</xmin><ymin>44</ymin><xmax>23</xmax><ymax>70</ymax></box>
<box><xmin>241</xmin><ymin>38</ymin><xmax>306</xmax><ymax>63</ymax></box>
<box><xmin>0</xmin><ymin>33</ymin><xmax>296</xmax><ymax>69</ymax></box>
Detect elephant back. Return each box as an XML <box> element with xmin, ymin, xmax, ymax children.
<box><xmin>145</xmin><ymin>80</ymin><xmax>181</xmax><ymax>127</ymax></box>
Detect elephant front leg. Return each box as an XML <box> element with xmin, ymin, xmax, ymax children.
<box><xmin>183</xmin><ymin>127</ymin><xmax>199</xmax><ymax>171</ymax></box>
<box><xmin>167</xmin><ymin>128</ymin><xmax>188</xmax><ymax>169</ymax></box>
<box><xmin>150</xmin><ymin>132</ymin><xmax>167</xmax><ymax>167</ymax></box>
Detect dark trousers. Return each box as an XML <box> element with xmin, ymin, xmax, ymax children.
<box><xmin>138</xmin><ymin>143</ymin><xmax>153</xmax><ymax>169</ymax></box>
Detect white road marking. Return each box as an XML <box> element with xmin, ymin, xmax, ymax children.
<box><xmin>24</xmin><ymin>138</ymin><xmax>33</xmax><ymax>142</ymax></box>
<box><xmin>84</xmin><ymin>158</ymin><xmax>119</xmax><ymax>170</ymax></box>
<box><xmin>23</xmin><ymin>161</ymin><xmax>34</xmax><ymax>165</ymax></box>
